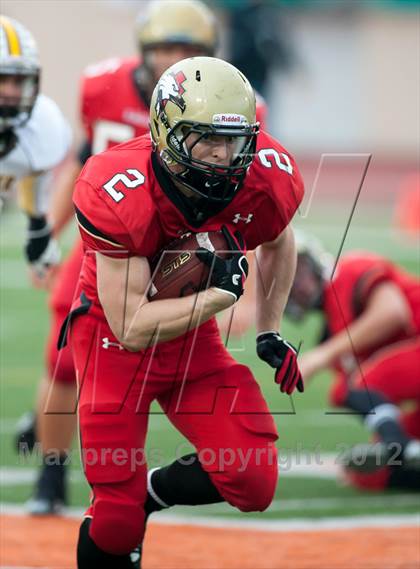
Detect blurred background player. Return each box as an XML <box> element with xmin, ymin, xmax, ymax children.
<box><xmin>21</xmin><ymin>0</ymin><xmax>267</xmax><ymax>516</ymax></box>
<box><xmin>1</xmin><ymin>14</ymin><xmax>69</xmax><ymax>468</ymax></box>
<box><xmin>285</xmin><ymin>234</ymin><xmax>420</xmax><ymax>492</ymax></box>
<box><xmin>0</xmin><ymin>16</ymin><xmax>69</xmax><ymax>283</ymax></box>
<box><xmin>224</xmin><ymin>0</ymin><xmax>296</xmax><ymax>98</ymax></box>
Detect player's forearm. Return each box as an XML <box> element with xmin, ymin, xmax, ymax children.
<box><xmin>121</xmin><ymin>288</ymin><xmax>232</xmax><ymax>351</ymax></box>
<box><xmin>255</xmin><ymin>227</ymin><xmax>297</xmax><ymax>333</ymax></box>
<box><xmin>97</xmin><ymin>254</ymin><xmax>229</xmax><ymax>350</ymax></box>
<box><xmin>49</xmin><ymin>157</ymin><xmax>82</xmax><ymax>236</ymax></box>
<box><xmin>319</xmin><ymin>300</ymin><xmax>409</xmax><ymax>367</ymax></box>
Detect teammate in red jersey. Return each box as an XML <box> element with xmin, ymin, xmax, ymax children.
<box><xmin>66</xmin><ymin>56</ymin><xmax>304</xmax><ymax>567</ymax></box>
<box><xmin>21</xmin><ymin>0</ymin><xmax>269</xmax><ymax>516</ymax></box>
<box><xmin>286</xmin><ymin>235</ymin><xmax>420</xmax><ymax>491</ymax></box>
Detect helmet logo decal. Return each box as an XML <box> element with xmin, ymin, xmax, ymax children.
<box><xmin>213</xmin><ymin>113</ymin><xmax>248</xmax><ymax>126</ymax></box>
<box><xmin>155</xmin><ymin>71</ymin><xmax>187</xmax><ymax>126</ymax></box>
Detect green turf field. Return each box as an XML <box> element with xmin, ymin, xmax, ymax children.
<box><xmin>1</xmin><ymin>202</ymin><xmax>419</xmax><ymax>520</ymax></box>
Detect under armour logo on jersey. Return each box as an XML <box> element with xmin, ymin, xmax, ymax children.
<box><xmin>232</xmin><ymin>213</ymin><xmax>253</xmax><ymax>224</ymax></box>
<box><xmin>102</xmin><ymin>337</ymin><xmax>124</xmax><ymax>350</ymax></box>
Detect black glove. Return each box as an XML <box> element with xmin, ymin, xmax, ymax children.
<box><xmin>257</xmin><ymin>331</ymin><xmax>304</xmax><ymax>394</ymax></box>
<box><xmin>24</xmin><ymin>216</ymin><xmax>60</xmax><ymax>275</ymax></box>
<box><xmin>196</xmin><ymin>225</ymin><xmax>248</xmax><ymax>302</ymax></box>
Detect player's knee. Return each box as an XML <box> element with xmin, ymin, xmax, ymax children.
<box><xmin>90</xmin><ymin>502</ymin><xmax>144</xmax><ymax>555</ymax></box>
<box><xmin>240</xmin><ymin>458</ymin><xmax>278</xmax><ymax>511</ymax></box>
<box><xmin>216</xmin><ymin>446</ymin><xmax>278</xmax><ymax>512</ymax></box>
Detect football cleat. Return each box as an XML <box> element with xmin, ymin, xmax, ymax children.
<box><xmin>340</xmin><ymin>443</ymin><xmax>394</xmax><ymax>473</ymax></box>
<box><xmin>402</xmin><ymin>440</ymin><xmax>420</xmax><ymax>471</ymax></box>
<box><xmin>26</xmin><ymin>461</ymin><xmax>68</xmax><ymax>516</ymax></box>
<box><xmin>129</xmin><ymin>545</ymin><xmax>142</xmax><ymax>569</ymax></box>
<box><xmin>340</xmin><ymin>441</ymin><xmax>420</xmax><ymax>474</ymax></box>
<box><xmin>14</xmin><ymin>410</ymin><xmax>37</xmax><ymax>454</ymax></box>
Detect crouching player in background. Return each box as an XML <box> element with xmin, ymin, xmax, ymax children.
<box><xmin>66</xmin><ymin>57</ymin><xmax>304</xmax><ymax>568</ymax></box>
<box><xmin>286</xmin><ymin>235</ymin><xmax>420</xmax><ymax>492</ymax></box>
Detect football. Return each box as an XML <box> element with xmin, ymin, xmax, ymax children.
<box><xmin>148</xmin><ymin>231</ymin><xmax>229</xmax><ymax>301</ymax></box>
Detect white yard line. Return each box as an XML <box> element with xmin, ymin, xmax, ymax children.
<box><xmin>267</xmin><ymin>494</ymin><xmax>420</xmax><ymax>512</ymax></box>
<box><xmin>0</xmin><ymin>501</ymin><xmax>418</xmax><ymax>533</ymax></box>
<box><xmin>0</xmin><ymin>454</ymin><xmax>339</xmax><ymax>488</ymax></box>
<box><xmin>0</xmin><ymin>467</ymin><xmax>85</xmax><ymax>485</ymax></box>
<box><xmin>1</xmin><ymin>490</ymin><xmax>419</xmax><ymax>515</ymax></box>
<box><xmin>170</xmin><ymin>493</ymin><xmax>420</xmax><ymax>514</ymax></box>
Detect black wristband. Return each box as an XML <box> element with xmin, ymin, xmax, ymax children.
<box><xmin>28</xmin><ymin>215</ymin><xmax>48</xmax><ymax>232</ymax></box>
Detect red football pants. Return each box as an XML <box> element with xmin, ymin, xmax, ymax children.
<box><xmin>69</xmin><ymin>311</ymin><xmax>279</xmax><ymax>555</ymax></box>
<box><xmin>353</xmin><ymin>336</ymin><xmax>420</xmax><ymax>407</ymax></box>
<box><xmin>331</xmin><ymin>336</ymin><xmax>420</xmax><ymax>491</ymax></box>
<box><xmin>46</xmin><ymin>239</ymin><xmax>83</xmax><ymax>384</ymax></box>
<box><xmin>330</xmin><ymin>336</ymin><xmax>420</xmax><ymax>411</ymax></box>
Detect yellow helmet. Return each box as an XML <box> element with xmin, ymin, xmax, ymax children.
<box><xmin>0</xmin><ymin>16</ymin><xmax>40</xmax><ymax>131</ymax></box>
<box><xmin>136</xmin><ymin>0</ymin><xmax>218</xmax><ymax>56</ymax></box>
<box><xmin>150</xmin><ymin>56</ymin><xmax>259</xmax><ymax>208</ymax></box>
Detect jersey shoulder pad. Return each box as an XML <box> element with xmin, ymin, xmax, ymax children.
<box><xmin>250</xmin><ymin>130</ymin><xmax>304</xmax><ymax>223</ymax></box>
<box><xmin>15</xmin><ymin>94</ymin><xmax>71</xmax><ymax>172</ymax></box>
<box><xmin>81</xmin><ymin>56</ymin><xmax>139</xmax><ymax>103</ymax></box>
<box><xmin>336</xmin><ymin>252</ymin><xmax>391</xmax><ymax>282</ymax></box>
<box><xmin>80</xmin><ymin>134</ymin><xmax>152</xmax><ymax>186</ymax></box>
<box><xmin>75</xmin><ymin>135</ymin><xmax>155</xmax><ymax>255</ymax></box>
<box><xmin>80</xmin><ymin>56</ymin><xmax>139</xmax><ymax>131</ymax></box>
<box><xmin>333</xmin><ymin>252</ymin><xmax>394</xmax><ymax>313</ymax></box>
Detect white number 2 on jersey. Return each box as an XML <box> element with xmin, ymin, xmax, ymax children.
<box><xmin>258</xmin><ymin>148</ymin><xmax>293</xmax><ymax>175</ymax></box>
<box><xmin>103</xmin><ymin>169</ymin><xmax>145</xmax><ymax>203</ymax></box>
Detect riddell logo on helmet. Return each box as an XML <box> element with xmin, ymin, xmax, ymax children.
<box><xmin>212</xmin><ymin>114</ymin><xmax>248</xmax><ymax>126</ymax></box>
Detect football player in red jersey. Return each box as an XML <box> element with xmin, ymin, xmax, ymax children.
<box><xmin>286</xmin><ymin>235</ymin><xmax>420</xmax><ymax>492</ymax></box>
<box><xmin>21</xmin><ymin>0</ymin><xmax>269</xmax><ymax>516</ymax></box>
<box><xmin>67</xmin><ymin>57</ymin><xmax>304</xmax><ymax>567</ymax></box>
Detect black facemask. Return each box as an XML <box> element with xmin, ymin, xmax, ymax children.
<box><xmin>163</xmin><ymin>120</ymin><xmax>258</xmax><ymax>205</ymax></box>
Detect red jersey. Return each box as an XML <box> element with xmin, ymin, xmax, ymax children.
<box><xmin>80</xmin><ymin>56</ymin><xmax>268</xmax><ymax>154</ymax></box>
<box><xmin>73</xmin><ymin>130</ymin><xmax>304</xmax><ymax>314</ymax></box>
<box><xmin>323</xmin><ymin>252</ymin><xmax>420</xmax><ymax>371</ymax></box>
<box><xmin>80</xmin><ymin>57</ymin><xmax>150</xmax><ymax>152</ymax></box>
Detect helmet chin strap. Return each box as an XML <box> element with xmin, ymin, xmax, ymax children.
<box><xmin>173</xmin><ymin>176</ymin><xmax>199</xmax><ymax>201</ymax></box>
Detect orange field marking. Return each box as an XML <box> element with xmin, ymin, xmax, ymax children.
<box><xmin>1</xmin><ymin>514</ymin><xmax>419</xmax><ymax>568</ymax></box>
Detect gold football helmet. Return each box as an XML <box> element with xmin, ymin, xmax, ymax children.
<box><xmin>136</xmin><ymin>0</ymin><xmax>218</xmax><ymax>56</ymax></box>
<box><xmin>0</xmin><ymin>16</ymin><xmax>40</xmax><ymax>131</ymax></box>
<box><xmin>150</xmin><ymin>57</ymin><xmax>259</xmax><ymax>206</ymax></box>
